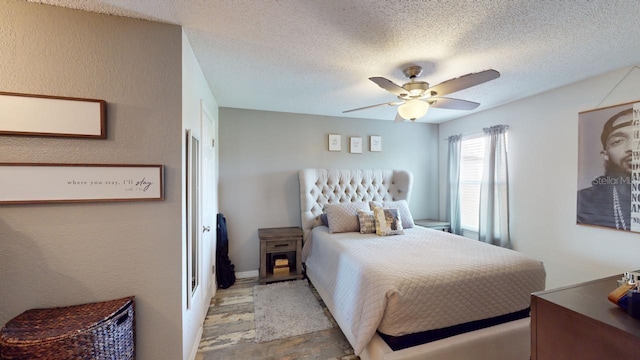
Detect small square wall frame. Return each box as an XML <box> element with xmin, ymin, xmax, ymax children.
<box><xmin>350</xmin><ymin>137</ymin><xmax>362</xmax><ymax>154</ymax></box>
<box><xmin>328</xmin><ymin>134</ymin><xmax>341</xmax><ymax>151</ymax></box>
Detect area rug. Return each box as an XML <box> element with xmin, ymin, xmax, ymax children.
<box><xmin>253</xmin><ymin>280</ymin><xmax>333</xmax><ymax>343</ymax></box>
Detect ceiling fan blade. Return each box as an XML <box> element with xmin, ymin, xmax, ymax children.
<box><xmin>394</xmin><ymin>112</ymin><xmax>405</xmax><ymax>123</ymax></box>
<box><xmin>369</xmin><ymin>77</ymin><xmax>410</xmax><ymax>97</ymax></box>
<box><xmin>429</xmin><ymin>97</ymin><xmax>480</xmax><ymax>110</ymax></box>
<box><xmin>343</xmin><ymin>101</ymin><xmax>403</xmax><ymax>113</ymax></box>
<box><xmin>428</xmin><ymin>69</ymin><xmax>500</xmax><ymax>97</ymax></box>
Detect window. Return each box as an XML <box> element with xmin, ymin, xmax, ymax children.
<box><xmin>459</xmin><ymin>135</ymin><xmax>485</xmax><ymax>232</ymax></box>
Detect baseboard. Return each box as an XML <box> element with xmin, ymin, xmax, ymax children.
<box><xmin>210</xmin><ymin>277</ymin><xmax>217</xmax><ymax>297</ymax></box>
<box><xmin>189</xmin><ymin>324</ymin><xmax>203</xmax><ymax>360</ymax></box>
<box><xmin>236</xmin><ymin>270</ymin><xmax>259</xmax><ymax>279</ymax></box>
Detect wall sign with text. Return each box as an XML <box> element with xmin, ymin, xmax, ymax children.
<box><xmin>0</xmin><ymin>163</ymin><xmax>164</xmax><ymax>204</ymax></box>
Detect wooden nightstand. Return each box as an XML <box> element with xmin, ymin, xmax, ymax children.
<box><xmin>258</xmin><ymin>227</ymin><xmax>304</xmax><ymax>284</ymax></box>
<box><xmin>414</xmin><ymin>218</ymin><xmax>451</xmax><ymax>232</ymax></box>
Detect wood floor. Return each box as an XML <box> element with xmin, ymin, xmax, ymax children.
<box><xmin>195</xmin><ymin>277</ymin><xmax>359</xmax><ymax>360</ymax></box>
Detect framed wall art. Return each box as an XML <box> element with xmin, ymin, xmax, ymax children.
<box><xmin>328</xmin><ymin>134</ymin><xmax>341</xmax><ymax>151</ymax></box>
<box><xmin>370</xmin><ymin>135</ymin><xmax>382</xmax><ymax>152</ymax></box>
<box><xmin>0</xmin><ymin>163</ymin><xmax>164</xmax><ymax>204</ymax></box>
<box><xmin>350</xmin><ymin>137</ymin><xmax>362</xmax><ymax>154</ymax></box>
<box><xmin>0</xmin><ymin>91</ymin><xmax>106</xmax><ymax>138</ymax></box>
<box><xmin>577</xmin><ymin>100</ymin><xmax>640</xmax><ymax>232</ymax></box>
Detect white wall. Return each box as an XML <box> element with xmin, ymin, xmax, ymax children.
<box><xmin>181</xmin><ymin>31</ymin><xmax>219</xmax><ymax>360</ymax></box>
<box><xmin>219</xmin><ymin>108</ymin><xmax>439</xmax><ymax>273</ymax></box>
<box><xmin>0</xmin><ymin>1</ymin><xmax>183</xmax><ymax>359</ymax></box>
<box><xmin>439</xmin><ymin>65</ymin><xmax>640</xmax><ymax>290</ymax></box>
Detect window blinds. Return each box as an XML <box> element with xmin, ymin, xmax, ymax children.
<box><xmin>459</xmin><ymin>135</ymin><xmax>484</xmax><ymax>232</ymax></box>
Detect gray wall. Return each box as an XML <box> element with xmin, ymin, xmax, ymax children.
<box><xmin>439</xmin><ymin>65</ymin><xmax>640</xmax><ymax>290</ymax></box>
<box><xmin>219</xmin><ymin>108</ymin><xmax>439</xmax><ymax>273</ymax></box>
<box><xmin>0</xmin><ymin>2</ymin><xmax>183</xmax><ymax>359</ymax></box>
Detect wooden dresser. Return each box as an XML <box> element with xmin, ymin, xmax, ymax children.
<box><xmin>531</xmin><ymin>274</ymin><xmax>640</xmax><ymax>360</ymax></box>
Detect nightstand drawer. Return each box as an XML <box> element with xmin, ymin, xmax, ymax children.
<box><xmin>266</xmin><ymin>240</ymin><xmax>296</xmax><ymax>252</ymax></box>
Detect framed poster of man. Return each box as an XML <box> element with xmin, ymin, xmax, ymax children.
<box><xmin>577</xmin><ymin>100</ymin><xmax>640</xmax><ymax>232</ymax></box>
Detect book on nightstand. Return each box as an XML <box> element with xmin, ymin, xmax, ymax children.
<box><xmin>274</xmin><ymin>258</ymin><xmax>289</xmax><ymax>267</ymax></box>
<box><xmin>272</xmin><ymin>255</ymin><xmax>290</xmax><ymax>275</ymax></box>
<box><xmin>273</xmin><ymin>265</ymin><xmax>290</xmax><ymax>275</ymax></box>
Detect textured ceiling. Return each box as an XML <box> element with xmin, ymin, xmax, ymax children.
<box><xmin>28</xmin><ymin>0</ymin><xmax>640</xmax><ymax>123</ymax></box>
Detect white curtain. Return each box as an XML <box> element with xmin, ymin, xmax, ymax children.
<box><xmin>478</xmin><ymin>125</ymin><xmax>511</xmax><ymax>248</ymax></box>
<box><xmin>447</xmin><ymin>134</ymin><xmax>463</xmax><ymax>235</ymax></box>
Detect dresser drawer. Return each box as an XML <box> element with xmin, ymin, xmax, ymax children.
<box><xmin>266</xmin><ymin>240</ymin><xmax>296</xmax><ymax>252</ymax></box>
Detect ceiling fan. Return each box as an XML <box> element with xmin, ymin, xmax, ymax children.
<box><xmin>343</xmin><ymin>66</ymin><xmax>500</xmax><ymax>122</ymax></box>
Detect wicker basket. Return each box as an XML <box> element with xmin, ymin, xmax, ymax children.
<box><xmin>0</xmin><ymin>297</ymin><xmax>135</xmax><ymax>360</ymax></box>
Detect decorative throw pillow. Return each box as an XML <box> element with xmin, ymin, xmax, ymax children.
<box><xmin>357</xmin><ymin>210</ymin><xmax>376</xmax><ymax>234</ymax></box>
<box><xmin>325</xmin><ymin>202</ymin><xmax>369</xmax><ymax>233</ymax></box>
<box><xmin>320</xmin><ymin>213</ymin><xmax>329</xmax><ymax>227</ymax></box>
<box><xmin>369</xmin><ymin>199</ymin><xmax>415</xmax><ymax>229</ymax></box>
<box><xmin>373</xmin><ymin>206</ymin><xmax>404</xmax><ymax>236</ymax></box>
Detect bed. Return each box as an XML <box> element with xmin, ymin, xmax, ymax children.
<box><xmin>298</xmin><ymin>169</ymin><xmax>546</xmax><ymax>360</ymax></box>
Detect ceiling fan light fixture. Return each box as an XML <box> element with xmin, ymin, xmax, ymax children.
<box><xmin>398</xmin><ymin>99</ymin><xmax>429</xmax><ymax>120</ymax></box>
<box><xmin>347</xmin><ymin>68</ymin><xmax>499</xmax><ymax>122</ymax></box>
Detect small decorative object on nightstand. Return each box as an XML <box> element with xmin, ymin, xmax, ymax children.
<box><xmin>258</xmin><ymin>226</ymin><xmax>304</xmax><ymax>284</ymax></box>
<box><xmin>414</xmin><ymin>218</ymin><xmax>451</xmax><ymax>232</ymax></box>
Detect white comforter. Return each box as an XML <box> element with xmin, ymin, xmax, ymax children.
<box><xmin>302</xmin><ymin>226</ymin><xmax>546</xmax><ymax>355</ymax></box>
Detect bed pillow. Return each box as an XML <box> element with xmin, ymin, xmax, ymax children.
<box><xmin>373</xmin><ymin>206</ymin><xmax>404</xmax><ymax>236</ymax></box>
<box><xmin>357</xmin><ymin>210</ymin><xmax>376</xmax><ymax>234</ymax></box>
<box><xmin>325</xmin><ymin>202</ymin><xmax>369</xmax><ymax>233</ymax></box>
<box><xmin>369</xmin><ymin>200</ymin><xmax>415</xmax><ymax>229</ymax></box>
<box><xmin>320</xmin><ymin>213</ymin><xmax>329</xmax><ymax>227</ymax></box>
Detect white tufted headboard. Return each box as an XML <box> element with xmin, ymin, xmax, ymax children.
<box><xmin>298</xmin><ymin>169</ymin><xmax>413</xmax><ymax>242</ymax></box>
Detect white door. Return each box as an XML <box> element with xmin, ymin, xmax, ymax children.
<box><xmin>201</xmin><ymin>102</ymin><xmax>216</xmax><ymax>291</ymax></box>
